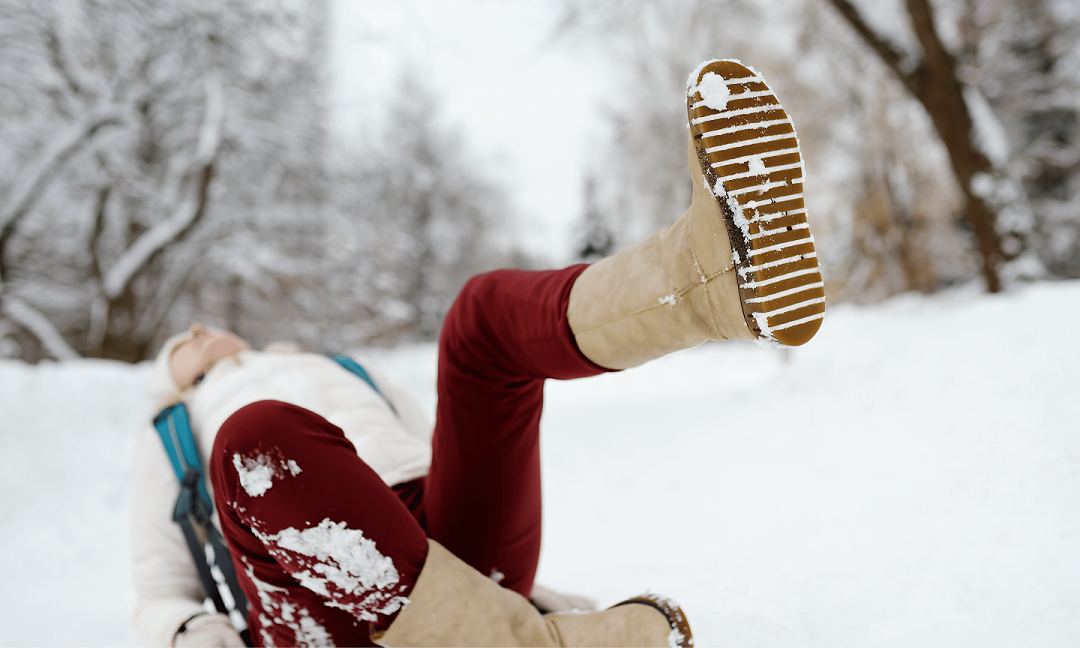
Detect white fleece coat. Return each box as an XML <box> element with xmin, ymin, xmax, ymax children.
<box><xmin>131</xmin><ymin>351</ymin><xmax>434</xmax><ymax>647</ymax></box>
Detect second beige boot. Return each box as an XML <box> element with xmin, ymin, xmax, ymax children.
<box><xmin>372</xmin><ymin>540</ymin><xmax>692</xmax><ymax>647</ymax></box>
<box><xmin>568</xmin><ymin>59</ymin><xmax>826</xmax><ymax>370</ymax></box>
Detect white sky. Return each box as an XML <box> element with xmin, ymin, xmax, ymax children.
<box><xmin>329</xmin><ymin>0</ymin><xmax>614</xmax><ymax>264</ymax></box>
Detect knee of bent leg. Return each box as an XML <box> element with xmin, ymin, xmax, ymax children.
<box><xmin>453</xmin><ymin>271</ymin><xmax>498</xmax><ymax>313</ymax></box>
<box><xmin>442</xmin><ymin>270</ymin><xmax>510</xmax><ymax>346</ymax></box>
<box><xmin>211</xmin><ymin>400</ymin><xmax>342</xmax><ymax>505</ymax></box>
<box><xmin>213</xmin><ymin>400</ymin><xmax>299</xmax><ymax>457</ymax></box>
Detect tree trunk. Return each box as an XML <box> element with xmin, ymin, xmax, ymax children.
<box><xmin>825</xmin><ymin>0</ymin><xmax>1004</xmax><ymax>292</ymax></box>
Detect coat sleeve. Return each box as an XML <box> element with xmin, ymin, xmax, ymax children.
<box><xmin>131</xmin><ymin>422</ymin><xmax>208</xmax><ymax>647</ymax></box>
<box><xmin>355</xmin><ymin>357</ymin><xmax>435</xmax><ymax>445</ymax></box>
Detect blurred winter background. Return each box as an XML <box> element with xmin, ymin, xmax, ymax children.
<box><xmin>1</xmin><ymin>0</ymin><xmax>1079</xmax><ymax>645</ymax></box>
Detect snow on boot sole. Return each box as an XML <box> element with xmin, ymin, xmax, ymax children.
<box><xmin>687</xmin><ymin>59</ymin><xmax>825</xmax><ymax>347</ymax></box>
<box><xmin>611</xmin><ymin>593</ymin><xmax>694</xmax><ymax>648</ymax></box>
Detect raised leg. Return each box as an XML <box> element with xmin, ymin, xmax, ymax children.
<box><xmin>422</xmin><ymin>265</ymin><xmax>612</xmax><ymax>598</ymax></box>
<box><xmin>375</xmin><ymin>263</ymin><xmax>693</xmax><ymax>644</ymax></box>
<box><xmin>568</xmin><ymin>59</ymin><xmax>825</xmax><ymax>371</ymax></box>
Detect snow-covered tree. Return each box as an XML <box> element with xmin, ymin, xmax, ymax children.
<box><xmin>562</xmin><ymin>0</ymin><xmax>1080</xmax><ymax>301</ymax></box>
<box><xmin>952</xmin><ymin>0</ymin><xmax>1080</xmax><ymax>279</ymax></box>
<box><xmin>559</xmin><ymin>0</ymin><xmax>761</xmax><ymax>246</ymax></box>
<box><xmin>325</xmin><ymin>71</ymin><xmax>515</xmax><ymax>348</ymax></box>
<box><xmin>0</xmin><ymin>0</ymin><xmax>328</xmax><ymax>361</ymax></box>
<box><xmin>790</xmin><ymin>0</ymin><xmax>974</xmax><ymax>301</ymax></box>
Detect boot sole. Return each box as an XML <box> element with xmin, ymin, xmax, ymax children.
<box><xmin>687</xmin><ymin>59</ymin><xmax>825</xmax><ymax>347</ymax></box>
<box><xmin>612</xmin><ymin>593</ymin><xmax>693</xmax><ymax>647</ymax></box>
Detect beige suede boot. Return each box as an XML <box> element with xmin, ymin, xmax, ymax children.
<box><xmin>372</xmin><ymin>540</ymin><xmax>692</xmax><ymax>647</ymax></box>
<box><xmin>568</xmin><ymin>59</ymin><xmax>825</xmax><ymax>369</ymax></box>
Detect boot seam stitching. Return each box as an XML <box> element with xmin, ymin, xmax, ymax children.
<box><xmin>571</xmin><ymin>265</ymin><xmax>734</xmax><ymax>335</ymax></box>
<box><xmin>545</xmin><ymin>617</ymin><xmax>567</xmax><ymax>646</ymax></box>
<box><xmin>685</xmin><ymin>225</ymin><xmax>725</xmax><ymax>340</ymax></box>
<box><xmin>696</xmin><ymin>264</ymin><xmax>736</xmax><ymax>340</ymax></box>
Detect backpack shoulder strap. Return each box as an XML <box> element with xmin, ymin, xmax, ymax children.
<box><xmin>330</xmin><ymin>354</ymin><xmax>380</xmax><ymax>393</ymax></box>
<box><xmin>152</xmin><ymin>403</ymin><xmax>212</xmax><ymax>510</ymax></box>
<box><xmin>151</xmin><ymin>402</ymin><xmax>251</xmax><ymax>644</ymax></box>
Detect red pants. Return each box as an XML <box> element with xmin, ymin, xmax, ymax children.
<box><xmin>209</xmin><ymin>266</ymin><xmax>609</xmax><ymax>646</ymax></box>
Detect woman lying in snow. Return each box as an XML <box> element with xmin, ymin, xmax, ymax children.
<box><xmin>132</xmin><ymin>59</ymin><xmax>824</xmax><ymax>648</ymax></box>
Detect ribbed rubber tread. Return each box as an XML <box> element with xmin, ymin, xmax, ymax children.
<box><xmin>612</xmin><ymin>593</ymin><xmax>693</xmax><ymax>647</ymax></box>
<box><xmin>687</xmin><ymin>59</ymin><xmax>825</xmax><ymax>347</ymax></box>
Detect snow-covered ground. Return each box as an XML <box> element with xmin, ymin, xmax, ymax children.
<box><xmin>2</xmin><ymin>280</ymin><xmax>1079</xmax><ymax>646</ymax></box>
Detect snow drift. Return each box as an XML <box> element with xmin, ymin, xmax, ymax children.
<box><xmin>1</xmin><ymin>280</ymin><xmax>1078</xmax><ymax>646</ymax></box>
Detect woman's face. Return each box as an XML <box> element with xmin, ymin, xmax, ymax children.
<box><xmin>168</xmin><ymin>324</ymin><xmax>250</xmax><ymax>391</ymax></box>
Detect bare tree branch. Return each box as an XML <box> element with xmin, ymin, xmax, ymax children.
<box><xmin>84</xmin><ymin>184</ymin><xmax>113</xmax><ymax>355</ymax></box>
<box><xmin>131</xmin><ymin>240</ymin><xmax>205</xmax><ymax>342</ymax></box>
<box><xmin>0</xmin><ymin>295</ymin><xmax>79</xmax><ymax>360</ymax></box>
<box><xmin>43</xmin><ymin>23</ymin><xmax>88</xmax><ymax>100</ymax></box>
<box><xmin>87</xmin><ymin>184</ymin><xmax>111</xmax><ymax>281</ymax></box>
<box><xmin>101</xmin><ymin>73</ymin><xmax>223</xmax><ymax>300</ymax></box>
<box><xmin>85</xmin><ymin>295</ymin><xmax>109</xmax><ymax>356</ymax></box>
<box><xmin>824</xmin><ymin>0</ymin><xmax>1004</xmax><ymax>292</ymax></box>
<box><xmin>823</xmin><ymin>0</ymin><xmax>921</xmax><ymax>97</ymax></box>
<box><xmin>0</xmin><ymin>106</ymin><xmax>123</xmax><ymax>281</ymax></box>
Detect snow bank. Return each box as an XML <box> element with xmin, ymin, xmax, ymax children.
<box><xmin>0</xmin><ymin>359</ymin><xmax>154</xmax><ymax>646</ymax></box>
<box><xmin>537</xmin><ymin>280</ymin><xmax>1080</xmax><ymax>645</ymax></box>
<box><xmin>2</xmin><ymin>280</ymin><xmax>1079</xmax><ymax>646</ymax></box>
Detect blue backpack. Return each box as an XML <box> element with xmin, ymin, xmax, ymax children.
<box><xmin>152</xmin><ymin>355</ymin><xmax>388</xmax><ymax>644</ymax></box>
